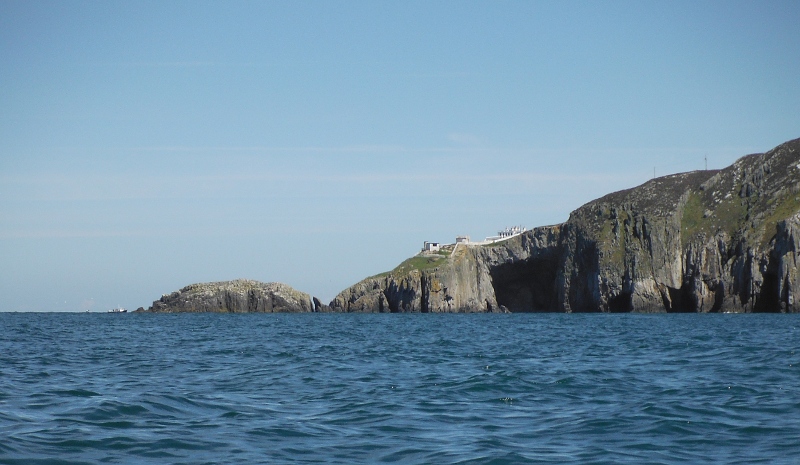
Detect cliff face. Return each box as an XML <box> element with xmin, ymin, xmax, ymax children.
<box><xmin>144</xmin><ymin>279</ymin><xmax>315</xmax><ymax>313</ymax></box>
<box><xmin>331</xmin><ymin>138</ymin><xmax>800</xmax><ymax>313</ymax></box>
<box><xmin>330</xmin><ymin>226</ymin><xmax>562</xmax><ymax>313</ymax></box>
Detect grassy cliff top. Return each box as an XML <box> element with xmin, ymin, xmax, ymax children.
<box><xmin>569</xmin><ymin>138</ymin><xmax>800</xmax><ymax>247</ymax></box>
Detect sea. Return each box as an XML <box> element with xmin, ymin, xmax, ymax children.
<box><xmin>1</xmin><ymin>312</ymin><xmax>799</xmax><ymax>465</ymax></box>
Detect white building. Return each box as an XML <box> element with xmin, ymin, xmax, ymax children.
<box><xmin>498</xmin><ymin>226</ymin><xmax>526</xmax><ymax>238</ymax></box>
<box><xmin>455</xmin><ymin>235</ymin><xmax>470</xmax><ymax>244</ymax></box>
<box><xmin>484</xmin><ymin>226</ymin><xmax>527</xmax><ymax>243</ymax></box>
<box><xmin>422</xmin><ymin>241</ymin><xmax>441</xmax><ymax>252</ymax></box>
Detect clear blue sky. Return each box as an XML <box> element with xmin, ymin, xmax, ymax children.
<box><xmin>2</xmin><ymin>1</ymin><xmax>799</xmax><ymax>311</ymax></box>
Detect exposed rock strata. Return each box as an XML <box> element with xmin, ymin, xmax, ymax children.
<box><xmin>143</xmin><ymin>279</ymin><xmax>314</xmax><ymax>313</ymax></box>
<box><xmin>331</xmin><ymin>138</ymin><xmax>800</xmax><ymax>313</ymax></box>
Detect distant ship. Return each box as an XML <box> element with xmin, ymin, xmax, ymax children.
<box><xmin>108</xmin><ymin>307</ymin><xmax>127</xmax><ymax>313</ymax></box>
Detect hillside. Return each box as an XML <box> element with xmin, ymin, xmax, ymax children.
<box><xmin>331</xmin><ymin>138</ymin><xmax>800</xmax><ymax>313</ymax></box>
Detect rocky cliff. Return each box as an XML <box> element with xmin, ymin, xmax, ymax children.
<box><xmin>330</xmin><ymin>226</ymin><xmax>562</xmax><ymax>313</ymax></box>
<box><xmin>331</xmin><ymin>138</ymin><xmax>800</xmax><ymax>313</ymax></box>
<box><xmin>143</xmin><ymin>279</ymin><xmax>316</xmax><ymax>313</ymax></box>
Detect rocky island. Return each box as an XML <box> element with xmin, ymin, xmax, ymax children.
<box><xmin>144</xmin><ymin>137</ymin><xmax>800</xmax><ymax>314</ymax></box>
<box><xmin>140</xmin><ymin>280</ymin><xmax>317</xmax><ymax>313</ymax></box>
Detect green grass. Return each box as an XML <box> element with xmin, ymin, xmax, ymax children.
<box><xmin>365</xmin><ymin>249</ymin><xmax>452</xmax><ymax>280</ymax></box>
<box><xmin>681</xmin><ymin>190</ymin><xmax>747</xmax><ymax>243</ymax></box>
<box><xmin>714</xmin><ymin>197</ymin><xmax>747</xmax><ymax>238</ymax></box>
<box><xmin>760</xmin><ymin>193</ymin><xmax>800</xmax><ymax>246</ymax></box>
<box><xmin>680</xmin><ymin>191</ymin><xmax>705</xmax><ymax>243</ymax></box>
<box><xmin>390</xmin><ymin>254</ymin><xmax>448</xmax><ymax>274</ymax></box>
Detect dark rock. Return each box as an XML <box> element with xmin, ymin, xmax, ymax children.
<box><xmin>313</xmin><ymin>297</ymin><xmax>333</xmax><ymax>313</ymax></box>
<box><xmin>145</xmin><ymin>279</ymin><xmax>314</xmax><ymax>313</ymax></box>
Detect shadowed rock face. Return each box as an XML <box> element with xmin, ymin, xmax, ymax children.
<box><xmin>331</xmin><ymin>137</ymin><xmax>800</xmax><ymax>313</ymax></box>
<box><xmin>490</xmin><ymin>253</ymin><xmax>559</xmax><ymax>312</ymax></box>
<box><xmin>144</xmin><ymin>279</ymin><xmax>314</xmax><ymax>313</ymax></box>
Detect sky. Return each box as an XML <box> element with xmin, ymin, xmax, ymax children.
<box><xmin>1</xmin><ymin>1</ymin><xmax>799</xmax><ymax>311</ymax></box>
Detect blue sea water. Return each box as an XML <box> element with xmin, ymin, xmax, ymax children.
<box><xmin>1</xmin><ymin>313</ymin><xmax>799</xmax><ymax>465</ymax></box>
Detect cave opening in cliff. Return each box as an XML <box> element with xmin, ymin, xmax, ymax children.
<box><xmin>490</xmin><ymin>257</ymin><xmax>558</xmax><ymax>312</ymax></box>
<box><xmin>711</xmin><ymin>282</ymin><xmax>724</xmax><ymax>313</ymax></box>
<box><xmin>754</xmin><ymin>270</ymin><xmax>781</xmax><ymax>313</ymax></box>
<box><xmin>665</xmin><ymin>284</ymin><xmax>697</xmax><ymax>313</ymax></box>
<box><xmin>608</xmin><ymin>292</ymin><xmax>632</xmax><ymax>312</ymax></box>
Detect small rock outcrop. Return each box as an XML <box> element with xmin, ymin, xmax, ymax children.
<box><xmin>143</xmin><ymin>279</ymin><xmax>314</xmax><ymax>313</ymax></box>
<box><xmin>331</xmin><ymin>137</ymin><xmax>800</xmax><ymax>313</ymax></box>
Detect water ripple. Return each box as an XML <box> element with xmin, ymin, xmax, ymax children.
<box><xmin>1</xmin><ymin>313</ymin><xmax>799</xmax><ymax>464</ymax></box>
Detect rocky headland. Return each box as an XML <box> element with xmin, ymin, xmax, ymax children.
<box><xmin>143</xmin><ymin>138</ymin><xmax>799</xmax><ymax>314</ymax></box>
<box><xmin>331</xmin><ymin>137</ymin><xmax>800</xmax><ymax>313</ymax></box>
<box><xmin>141</xmin><ymin>279</ymin><xmax>317</xmax><ymax>313</ymax></box>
